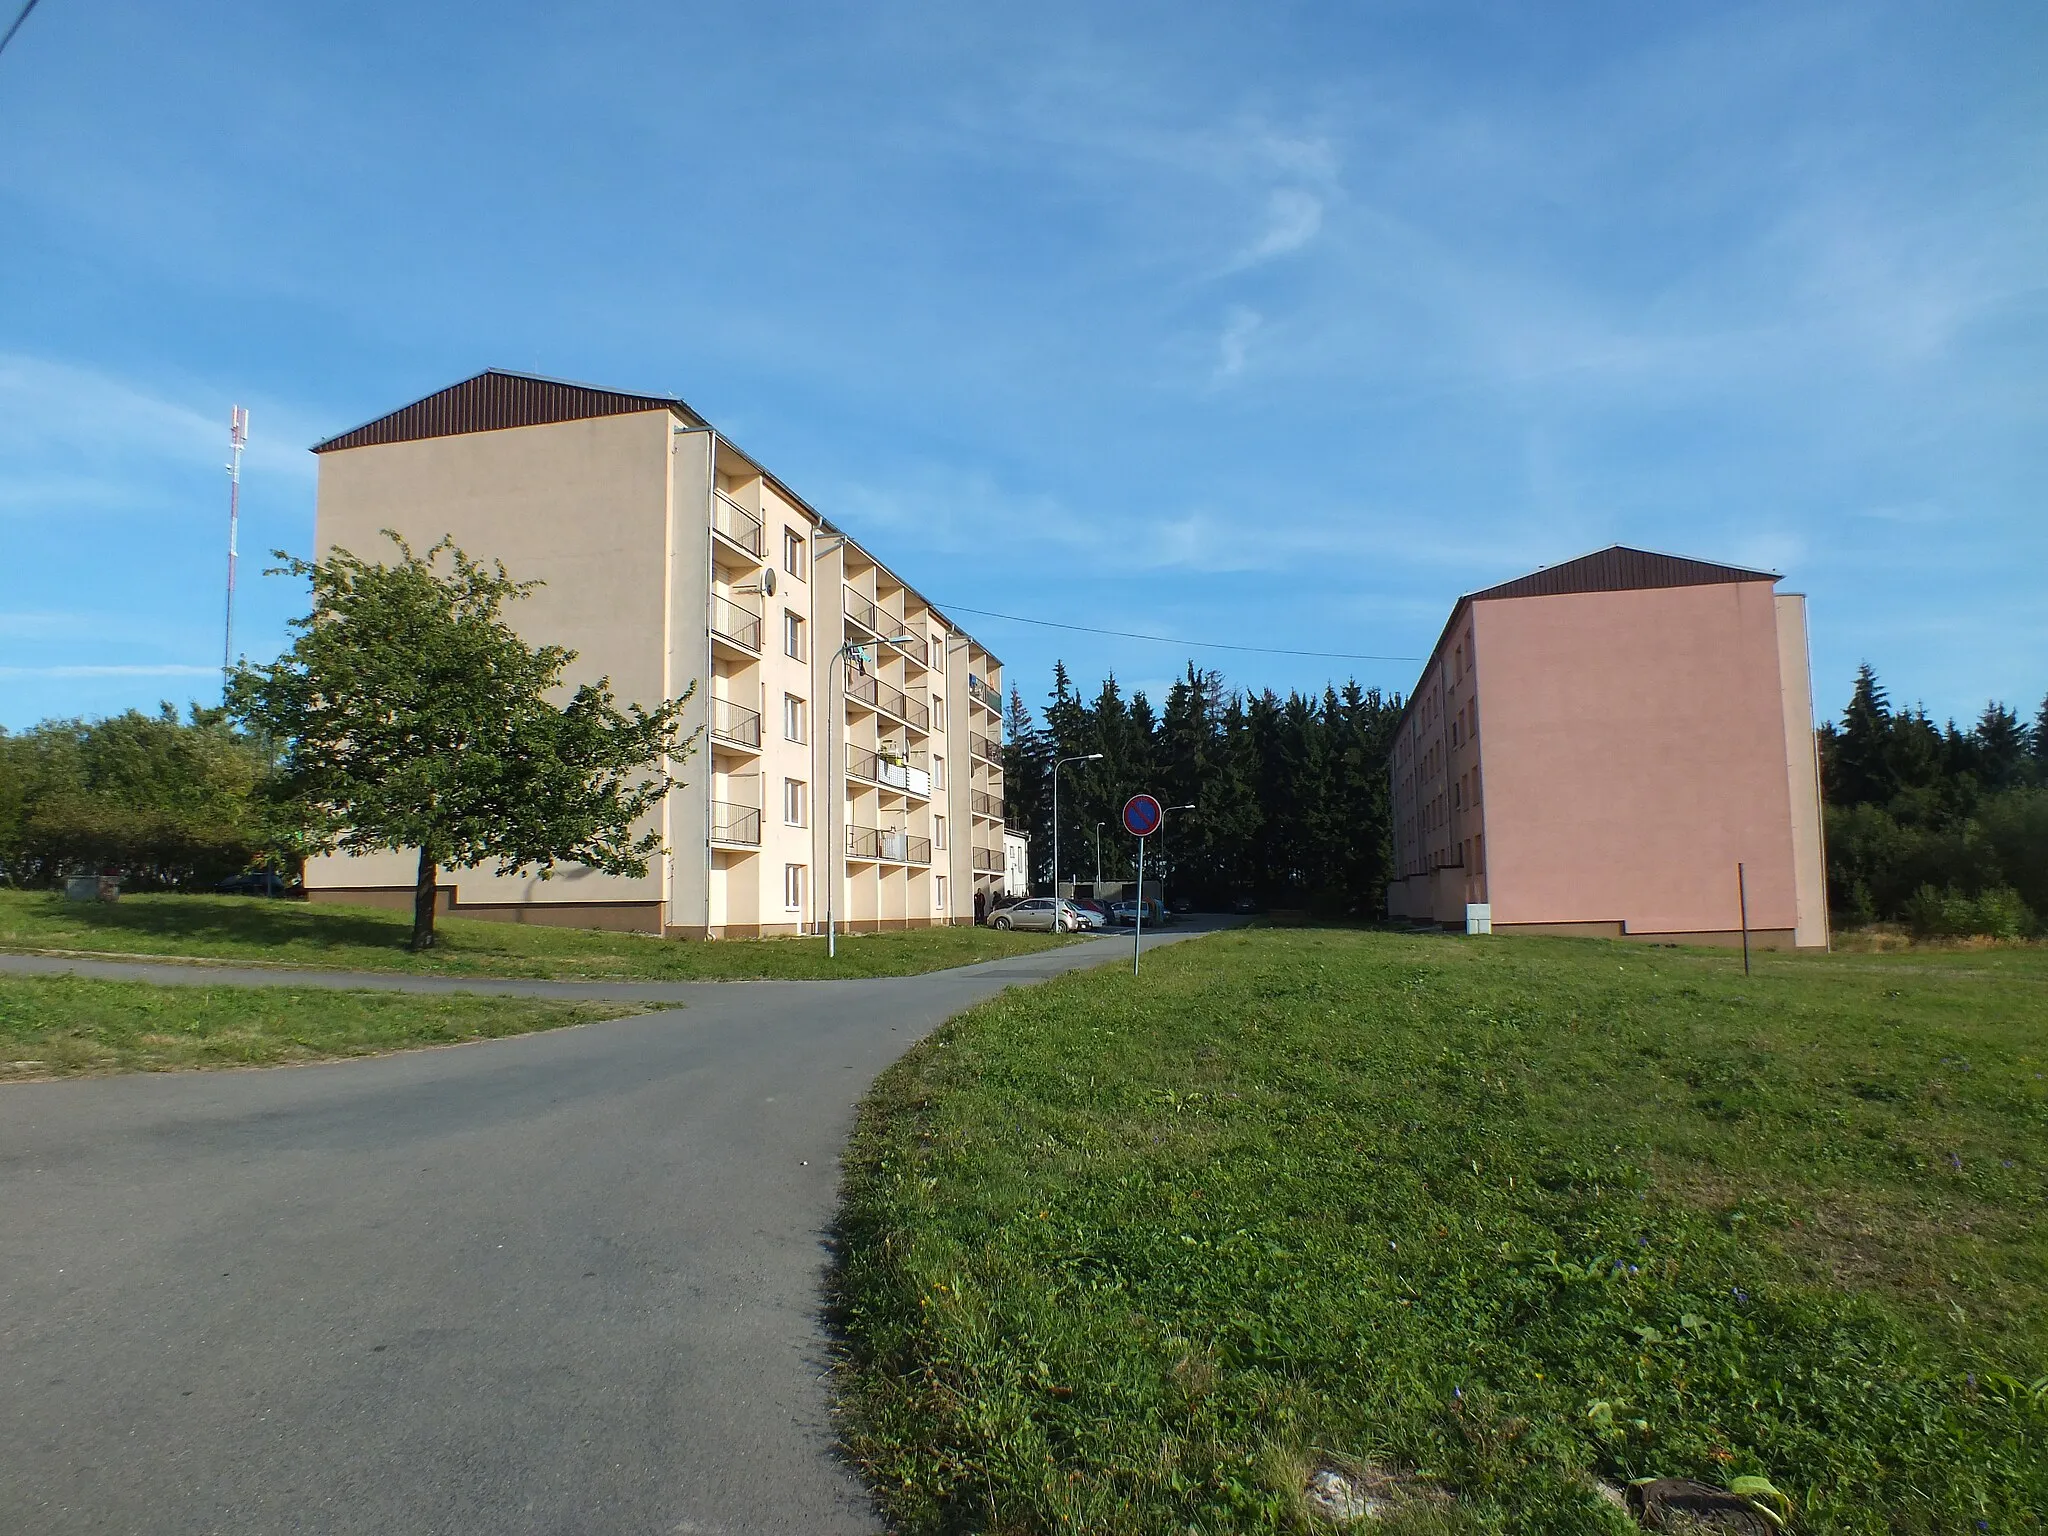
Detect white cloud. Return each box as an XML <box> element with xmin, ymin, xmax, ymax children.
<box><xmin>0</xmin><ymin>353</ymin><xmax>320</xmax><ymax>491</ymax></box>
<box><xmin>1233</xmin><ymin>188</ymin><xmax>1323</xmax><ymax>267</ymax></box>
<box><xmin>1212</xmin><ymin>306</ymin><xmax>1261</xmax><ymax>382</ymax></box>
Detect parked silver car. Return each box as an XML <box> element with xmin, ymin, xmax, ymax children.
<box><xmin>989</xmin><ymin>897</ymin><xmax>1082</xmax><ymax>933</ymax></box>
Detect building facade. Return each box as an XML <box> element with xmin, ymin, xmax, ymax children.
<box><xmin>1001</xmin><ymin>829</ymin><xmax>1030</xmax><ymax>899</ymax></box>
<box><xmin>1385</xmin><ymin>547</ymin><xmax>1828</xmax><ymax>949</ymax></box>
<box><xmin>302</xmin><ymin>371</ymin><xmax>1007</xmax><ymax>938</ymax></box>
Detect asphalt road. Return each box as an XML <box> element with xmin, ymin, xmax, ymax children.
<box><xmin>0</xmin><ymin>921</ymin><xmax>1224</xmax><ymax>1534</ymax></box>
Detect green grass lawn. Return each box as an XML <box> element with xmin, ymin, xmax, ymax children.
<box><xmin>835</xmin><ymin>928</ymin><xmax>2048</xmax><ymax>1535</ymax></box>
<box><xmin>0</xmin><ymin>973</ymin><xmax>650</xmax><ymax>1077</ymax></box>
<box><xmin>0</xmin><ymin>889</ymin><xmax>1078</xmax><ymax>980</ymax></box>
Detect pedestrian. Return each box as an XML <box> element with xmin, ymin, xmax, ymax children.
<box><xmin>974</xmin><ymin>888</ymin><xmax>987</xmax><ymax>926</ymax></box>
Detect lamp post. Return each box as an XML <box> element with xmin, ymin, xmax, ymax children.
<box><xmin>1094</xmin><ymin>822</ymin><xmax>1104</xmax><ymax>887</ymax></box>
<box><xmin>1051</xmin><ymin>751</ymin><xmax>1102</xmax><ymax>932</ymax></box>
<box><xmin>826</xmin><ymin>632</ymin><xmax>916</xmax><ymax>959</ymax></box>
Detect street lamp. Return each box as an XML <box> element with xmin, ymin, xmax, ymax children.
<box><xmin>826</xmin><ymin>633</ymin><xmax>916</xmax><ymax>959</ymax></box>
<box><xmin>1051</xmin><ymin>752</ymin><xmax>1103</xmax><ymax>932</ymax></box>
<box><xmin>1094</xmin><ymin>821</ymin><xmax>1104</xmax><ymax>886</ymax></box>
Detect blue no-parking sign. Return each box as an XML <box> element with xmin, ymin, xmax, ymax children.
<box><xmin>1122</xmin><ymin>794</ymin><xmax>1163</xmax><ymax>838</ymax></box>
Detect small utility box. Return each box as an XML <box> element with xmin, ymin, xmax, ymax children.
<box><xmin>64</xmin><ymin>876</ymin><xmax>121</xmax><ymax>903</ymax></box>
<box><xmin>1464</xmin><ymin>902</ymin><xmax>1492</xmax><ymax>936</ymax></box>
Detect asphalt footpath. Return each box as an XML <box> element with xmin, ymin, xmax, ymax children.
<box><xmin>0</xmin><ymin>919</ymin><xmax>1228</xmax><ymax>1535</ymax></box>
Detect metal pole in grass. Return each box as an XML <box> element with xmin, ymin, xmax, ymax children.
<box><xmin>1737</xmin><ymin>861</ymin><xmax>1751</xmax><ymax>977</ymax></box>
<box><xmin>1132</xmin><ymin>834</ymin><xmax>1146</xmax><ymax>975</ymax></box>
<box><xmin>1121</xmin><ymin>794</ymin><xmax>1163</xmax><ymax>976</ymax></box>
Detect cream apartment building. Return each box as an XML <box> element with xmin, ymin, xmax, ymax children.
<box><xmin>303</xmin><ymin>370</ymin><xmax>1008</xmax><ymax>938</ymax></box>
<box><xmin>1385</xmin><ymin>546</ymin><xmax>1828</xmax><ymax>949</ymax></box>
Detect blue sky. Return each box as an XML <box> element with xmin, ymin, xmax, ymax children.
<box><xmin>3</xmin><ymin>1</ymin><xmax>2043</xmax><ymax>733</ymax></box>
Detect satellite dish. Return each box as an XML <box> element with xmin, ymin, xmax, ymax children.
<box><xmin>761</xmin><ymin>567</ymin><xmax>777</xmax><ymax>598</ymax></box>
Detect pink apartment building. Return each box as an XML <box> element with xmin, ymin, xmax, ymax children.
<box><xmin>1385</xmin><ymin>547</ymin><xmax>1829</xmax><ymax>949</ymax></box>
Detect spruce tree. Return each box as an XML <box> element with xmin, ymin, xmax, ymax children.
<box><xmin>1002</xmin><ymin>686</ymin><xmax>1050</xmax><ymax>888</ymax></box>
<box><xmin>2034</xmin><ymin>693</ymin><xmax>2048</xmax><ymax>787</ymax></box>
<box><xmin>1831</xmin><ymin>663</ymin><xmax>1895</xmax><ymax>806</ymax></box>
<box><xmin>1970</xmin><ymin>703</ymin><xmax>2029</xmax><ymax>792</ymax></box>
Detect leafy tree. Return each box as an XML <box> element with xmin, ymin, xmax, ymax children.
<box><xmin>0</xmin><ymin>706</ymin><xmax>271</xmax><ymax>888</ymax></box>
<box><xmin>230</xmin><ymin>534</ymin><xmax>696</xmax><ymax>951</ymax></box>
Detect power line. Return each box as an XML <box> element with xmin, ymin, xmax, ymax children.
<box><xmin>933</xmin><ymin>601</ymin><xmax>1418</xmax><ymax>664</ymax></box>
<box><xmin>0</xmin><ymin>0</ymin><xmax>41</xmax><ymax>62</ymax></box>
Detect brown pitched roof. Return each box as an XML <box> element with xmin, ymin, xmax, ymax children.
<box><xmin>312</xmin><ymin>369</ymin><xmax>706</xmax><ymax>454</ymax></box>
<box><xmin>1468</xmin><ymin>544</ymin><xmax>1778</xmax><ymax>603</ymax></box>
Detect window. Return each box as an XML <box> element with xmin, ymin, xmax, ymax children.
<box><xmin>932</xmin><ymin>754</ymin><xmax>945</xmax><ymax>790</ymax></box>
<box><xmin>783</xmin><ymin>611</ymin><xmax>805</xmax><ymax>661</ymax></box>
<box><xmin>784</xmin><ymin>863</ymin><xmax>805</xmax><ymax>912</ymax></box>
<box><xmin>784</xmin><ymin>778</ymin><xmax>807</xmax><ymax>827</ymax></box>
<box><xmin>935</xmin><ymin>875</ymin><xmax>946</xmax><ymax>910</ymax></box>
<box><xmin>783</xmin><ymin>693</ymin><xmax>807</xmax><ymax>743</ymax></box>
<box><xmin>783</xmin><ymin>527</ymin><xmax>807</xmax><ymax>580</ymax></box>
<box><xmin>931</xmin><ymin>693</ymin><xmax>944</xmax><ymax>722</ymax></box>
<box><xmin>934</xmin><ymin>815</ymin><xmax>946</xmax><ymax>850</ymax></box>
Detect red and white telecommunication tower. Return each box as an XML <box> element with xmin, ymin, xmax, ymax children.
<box><xmin>223</xmin><ymin>405</ymin><xmax>249</xmax><ymax>684</ymax></box>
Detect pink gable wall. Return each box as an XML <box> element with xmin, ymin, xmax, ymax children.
<box><xmin>1473</xmin><ymin>581</ymin><xmax>1799</xmax><ymax>935</ymax></box>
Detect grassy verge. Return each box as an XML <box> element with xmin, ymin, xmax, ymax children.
<box><xmin>0</xmin><ymin>889</ymin><xmax>1078</xmax><ymax>980</ymax></box>
<box><xmin>835</xmin><ymin>927</ymin><xmax>2048</xmax><ymax>1534</ymax></box>
<box><xmin>0</xmin><ymin>974</ymin><xmax>652</xmax><ymax>1078</ymax></box>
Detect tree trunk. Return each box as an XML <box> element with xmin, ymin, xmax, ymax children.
<box><xmin>410</xmin><ymin>845</ymin><xmax>438</xmax><ymax>951</ymax></box>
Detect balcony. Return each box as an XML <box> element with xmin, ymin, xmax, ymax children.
<box><xmin>970</xmin><ymin>788</ymin><xmax>1002</xmax><ymax>819</ymax></box>
<box><xmin>972</xmin><ymin>846</ymin><xmax>1004</xmax><ymax>874</ymax></box>
<box><xmin>843</xmin><ymin>587</ymin><xmax>928</xmax><ymax>667</ymax></box>
<box><xmin>877</xmin><ymin>753</ymin><xmax>932</xmax><ymax>798</ymax></box>
<box><xmin>709</xmin><ymin>697</ymin><xmax>761</xmax><ymax>752</ymax></box>
<box><xmin>969</xmin><ymin>731</ymin><xmax>999</xmax><ymax>764</ymax></box>
<box><xmin>967</xmin><ymin>675</ymin><xmax>1002</xmax><ymax>715</ymax></box>
<box><xmin>711</xmin><ymin>800</ymin><xmax>761</xmax><ymax>847</ymax></box>
<box><xmin>711</xmin><ymin>594</ymin><xmax>762</xmax><ymax>654</ymax></box>
<box><xmin>845</xmin><ymin>744</ymin><xmax>931</xmax><ymax>799</ymax></box>
<box><xmin>845</xmin><ymin>825</ymin><xmax>932</xmax><ymax>865</ymax></box>
<box><xmin>843</xmin><ymin>669</ymin><xmax>929</xmax><ymax>731</ymax></box>
<box><xmin>712</xmin><ymin>490</ymin><xmax>765</xmax><ymax>560</ymax></box>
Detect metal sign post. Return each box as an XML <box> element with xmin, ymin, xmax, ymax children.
<box><xmin>1122</xmin><ymin>794</ymin><xmax>1163</xmax><ymax>976</ymax></box>
<box><xmin>1132</xmin><ymin>833</ymin><xmax>1146</xmax><ymax>975</ymax></box>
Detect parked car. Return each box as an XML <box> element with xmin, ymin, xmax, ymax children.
<box><xmin>1068</xmin><ymin>899</ymin><xmax>1113</xmax><ymax>930</ymax></box>
<box><xmin>989</xmin><ymin>897</ymin><xmax>1081</xmax><ymax>933</ymax></box>
<box><xmin>215</xmin><ymin>871</ymin><xmax>294</xmax><ymax>898</ymax></box>
<box><xmin>1228</xmin><ymin>893</ymin><xmax>1259</xmax><ymax>914</ymax></box>
<box><xmin>1109</xmin><ymin>898</ymin><xmax>1165</xmax><ymax>926</ymax></box>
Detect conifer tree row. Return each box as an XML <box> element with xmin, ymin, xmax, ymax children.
<box><xmin>1816</xmin><ymin>664</ymin><xmax>2048</xmax><ymax>934</ymax></box>
<box><xmin>1002</xmin><ymin>662</ymin><xmax>1403</xmax><ymax>914</ymax></box>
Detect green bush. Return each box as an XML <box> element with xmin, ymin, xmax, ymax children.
<box><xmin>0</xmin><ymin>707</ymin><xmax>281</xmax><ymax>889</ymax></box>
<box><xmin>1902</xmin><ymin>883</ymin><xmax>2036</xmax><ymax>939</ymax></box>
